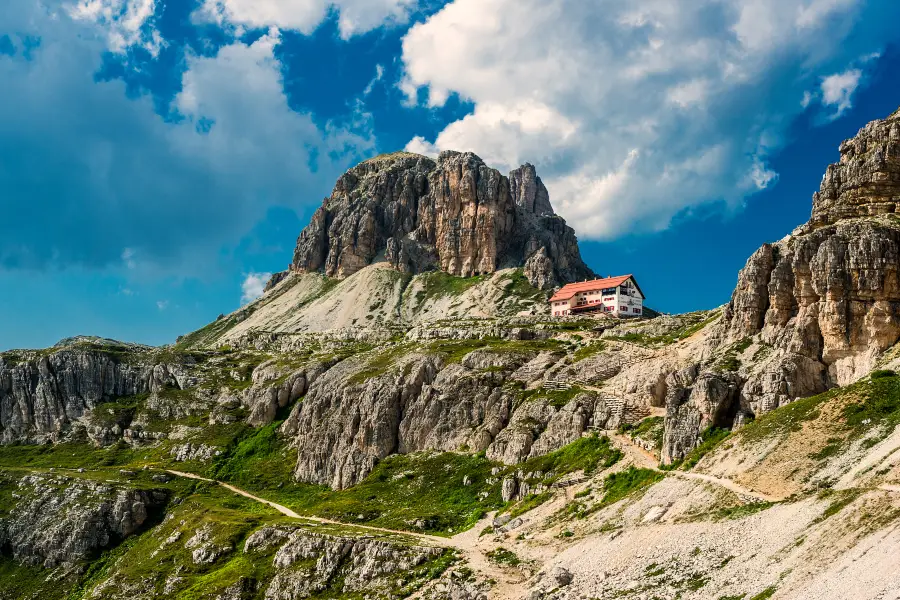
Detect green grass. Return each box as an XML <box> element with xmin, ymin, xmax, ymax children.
<box><xmin>209</xmin><ymin>423</ymin><xmax>298</xmax><ymax>489</ymax></box>
<box><xmin>520</xmin><ymin>386</ymin><xmax>586</xmax><ymax>409</ymax></box>
<box><xmin>485</xmin><ymin>547</ymin><xmax>521</xmax><ymax>566</ymax></box>
<box><xmin>604</xmin><ymin>311</ymin><xmax>721</xmax><ymax>347</ymax></box>
<box><xmin>597</xmin><ymin>467</ymin><xmax>664</xmax><ymax>507</ymax></box>
<box><xmin>843</xmin><ymin>373</ymin><xmax>900</xmax><ymax>434</ymax></box>
<box><xmin>816</xmin><ymin>489</ymin><xmax>863</xmax><ymax>521</ymax></box>
<box><xmin>417</xmin><ymin>271</ymin><xmax>487</xmax><ymax>300</ymax></box>
<box><xmin>519</xmin><ymin>435</ymin><xmax>622</xmax><ymax>482</ymax></box>
<box><xmin>0</xmin><ymin>559</ymin><xmax>73</xmax><ymax>600</ymax></box>
<box><xmin>749</xmin><ymin>586</ymin><xmax>777</xmax><ymax>600</ymax></box>
<box><xmin>736</xmin><ymin>373</ymin><xmax>900</xmax><ymax>461</ymax></box>
<box><xmin>498</xmin><ymin>269</ymin><xmax>546</xmax><ymax>304</ymax></box>
<box><xmin>573</xmin><ymin>341</ymin><xmax>607</xmax><ymax>362</ymax></box>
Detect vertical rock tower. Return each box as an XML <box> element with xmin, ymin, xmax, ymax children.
<box><xmin>285</xmin><ymin>151</ymin><xmax>594</xmax><ymax>289</ymax></box>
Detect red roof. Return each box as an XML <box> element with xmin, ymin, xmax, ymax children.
<box><xmin>549</xmin><ymin>275</ymin><xmax>635</xmax><ymax>302</ymax></box>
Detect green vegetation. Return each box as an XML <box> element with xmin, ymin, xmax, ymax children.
<box><xmin>714</xmin><ymin>501</ymin><xmax>773</xmax><ymax>520</ymax></box>
<box><xmin>508</xmin><ymin>492</ymin><xmax>552</xmax><ymax>518</ymax></box>
<box><xmin>843</xmin><ymin>372</ymin><xmax>900</xmax><ymax>434</ymax></box>
<box><xmin>597</xmin><ymin>467</ymin><xmax>664</xmax><ymax>507</ymax></box>
<box><xmin>870</xmin><ymin>369</ymin><xmax>897</xmax><ymax>379</ymax></box>
<box><xmin>0</xmin><ymin>559</ymin><xmax>72</xmax><ymax>599</ymax></box>
<box><xmin>417</xmin><ymin>271</ymin><xmax>486</xmax><ymax>301</ymax></box>
<box><xmin>519</xmin><ymin>435</ymin><xmax>622</xmax><ymax>482</ymax></box>
<box><xmin>604</xmin><ymin>310</ymin><xmax>721</xmax><ymax>347</ymax></box>
<box><xmin>520</xmin><ymin>386</ymin><xmax>586</xmax><ymax>408</ymax></box>
<box><xmin>498</xmin><ymin>269</ymin><xmax>547</xmax><ymax>304</ymax></box>
<box><xmin>737</xmin><ymin>372</ymin><xmax>900</xmax><ymax>464</ymax></box>
<box><xmin>618</xmin><ymin>416</ymin><xmax>664</xmax><ymax>452</ymax></box>
<box><xmin>573</xmin><ymin>341</ymin><xmax>607</xmax><ymax>362</ymax></box>
<box><xmin>485</xmin><ymin>547</ymin><xmax>521</xmax><ymax>567</ymax></box>
<box><xmin>347</xmin><ymin>344</ymin><xmax>415</xmax><ymax>384</ymax></box>
<box><xmin>210</xmin><ymin>423</ymin><xmax>297</xmax><ymax>489</ymax></box>
<box><xmin>816</xmin><ymin>489</ymin><xmax>863</xmax><ymax>522</ymax></box>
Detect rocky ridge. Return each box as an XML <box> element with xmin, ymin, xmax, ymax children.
<box><xmin>285</xmin><ymin>151</ymin><xmax>592</xmax><ymax>289</ymax></box>
<box><xmin>660</xmin><ymin>108</ymin><xmax>900</xmax><ymax>462</ymax></box>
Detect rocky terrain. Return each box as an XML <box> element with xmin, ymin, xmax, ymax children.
<box><xmin>286</xmin><ymin>152</ymin><xmax>591</xmax><ymax>286</ymax></box>
<box><xmin>1</xmin><ymin>111</ymin><xmax>900</xmax><ymax>599</ymax></box>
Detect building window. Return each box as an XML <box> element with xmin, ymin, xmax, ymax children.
<box><xmin>633</xmin><ymin>308</ymin><xmax>640</xmax><ymax>313</ymax></box>
<box><xmin>621</xmin><ymin>306</ymin><xmax>627</xmax><ymax>311</ymax></box>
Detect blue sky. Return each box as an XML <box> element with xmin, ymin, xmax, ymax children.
<box><xmin>2</xmin><ymin>0</ymin><xmax>900</xmax><ymax>350</ymax></box>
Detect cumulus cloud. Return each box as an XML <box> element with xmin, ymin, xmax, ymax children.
<box><xmin>241</xmin><ymin>272</ymin><xmax>272</xmax><ymax>304</ymax></box>
<box><xmin>68</xmin><ymin>0</ymin><xmax>163</xmax><ymax>55</ymax></box>
<box><xmin>197</xmin><ymin>0</ymin><xmax>414</xmax><ymax>39</ymax></box>
<box><xmin>0</xmin><ymin>3</ymin><xmax>373</xmax><ymax>272</ymax></box>
<box><xmin>401</xmin><ymin>0</ymin><xmax>900</xmax><ymax>239</ymax></box>
<box><xmin>820</xmin><ymin>68</ymin><xmax>863</xmax><ymax>119</ymax></box>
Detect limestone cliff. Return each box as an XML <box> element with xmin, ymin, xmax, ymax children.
<box><xmin>0</xmin><ymin>340</ymin><xmax>187</xmax><ymax>444</ymax></box>
<box><xmin>286</xmin><ymin>151</ymin><xmax>593</xmax><ymax>289</ymax></box>
<box><xmin>662</xmin><ymin>107</ymin><xmax>900</xmax><ymax>462</ymax></box>
<box><xmin>721</xmin><ymin>110</ymin><xmax>900</xmax><ymax>382</ymax></box>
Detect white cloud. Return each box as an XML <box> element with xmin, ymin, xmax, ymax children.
<box><xmin>0</xmin><ymin>3</ymin><xmax>374</xmax><ymax>272</ymax></box>
<box><xmin>241</xmin><ymin>272</ymin><xmax>272</xmax><ymax>304</ymax></box>
<box><xmin>156</xmin><ymin>300</ymin><xmax>169</xmax><ymax>310</ymax></box>
<box><xmin>68</xmin><ymin>0</ymin><xmax>163</xmax><ymax>55</ymax></box>
<box><xmin>820</xmin><ymin>68</ymin><xmax>862</xmax><ymax>119</ymax></box>
<box><xmin>197</xmin><ymin>0</ymin><xmax>414</xmax><ymax>39</ymax></box>
<box><xmin>363</xmin><ymin>64</ymin><xmax>384</xmax><ymax>96</ymax></box>
<box><xmin>400</xmin><ymin>0</ymin><xmax>898</xmax><ymax>239</ymax></box>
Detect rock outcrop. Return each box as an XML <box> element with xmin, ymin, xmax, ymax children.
<box><xmin>0</xmin><ymin>344</ymin><xmax>184</xmax><ymax>444</ymax></box>
<box><xmin>286</xmin><ymin>151</ymin><xmax>593</xmax><ymax>290</ymax></box>
<box><xmin>662</xmin><ymin>107</ymin><xmax>900</xmax><ymax>462</ymax></box>
<box><xmin>0</xmin><ymin>473</ymin><xmax>166</xmax><ymax>568</ymax></box>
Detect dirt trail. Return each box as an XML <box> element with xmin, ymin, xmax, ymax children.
<box><xmin>165</xmin><ymin>470</ymin><xmax>451</xmax><ymax>546</ymax></box>
<box><xmin>605</xmin><ymin>435</ymin><xmax>780</xmax><ymax>502</ymax></box>
<box><xmin>165</xmin><ymin>470</ymin><xmax>531</xmax><ymax>599</ymax></box>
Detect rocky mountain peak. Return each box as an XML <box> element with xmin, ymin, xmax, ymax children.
<box><xmin>718</xmin><ymin>105</ymin><xmax>900</xmax><ymax>392</ymax></box>
<box><xmin>809</xmin><ymin>109</ymin><xmax>900</xmax><ymax>227</ymax></box>
<box><xmin>286</xmin><ymin>150</ymin><xmax>593</xmax><ymax>289</ymax></box>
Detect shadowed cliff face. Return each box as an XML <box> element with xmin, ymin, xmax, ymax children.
<box><xmin>288</xmin><ymin>151</ymin><xmax>593</xmax><ymax>289</ymax></box>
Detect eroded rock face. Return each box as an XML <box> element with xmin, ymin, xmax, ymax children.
<box><xmin>662</xmin><ymin>107</ymin><xmax>900</xmax><ymax>462</ymax></box>
<box><xmin>245</xmin><ymin>526</ymin><xmax>442</xmax><ymax>600</ymax></box>
<box><xmin>0</xmin><ymin>347</ymin><xmax>183</xmax><ymax>444</ymax></box>
<box><xmin>0</xmin><ymin>474</ymin><xmax>166</xmax><ymax>568</ymax></box>
<box><xmin>288</xmin><ymin>151</ymin><xmax>593</xmax><ymax>285</ymax></box>
<box><xmin>662</xmin><ymin>369</ymin><xmax>740</xmax><ymax>463</ymax></box>
<box><xmin>721</xmin><ymin>109</ymin><xmax>900</xmax><ymax>386</ymax></box>
<box><xmin>282</xmin><ymin>347</ymin><xmax>613</xmax><ymax>489</ymax></box>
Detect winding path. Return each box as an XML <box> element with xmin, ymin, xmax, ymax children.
<box><xmin>164</xmin><ymin>469</ymin><xmax>531</xmax><ymax>599</ymax></box>
<box><xmin>165</xmin><ymin>470</ymin><xmax>451</xmax><ymax>546</ymax></box>
<box><xmin>606</xmin><ymin>434</ymin><xmax>781</xmax><ymax>503</ymax></box>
